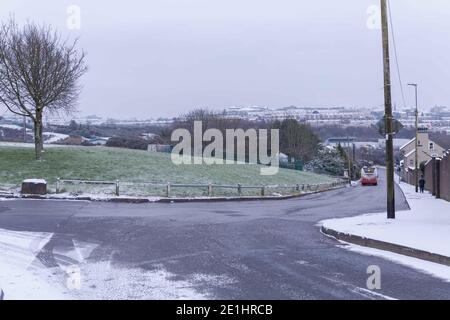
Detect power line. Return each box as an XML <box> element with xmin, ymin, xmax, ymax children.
<box><xmin>387</xmin><ymin>0</ymin><xmax>407</xmax><ymax>111</ymax></box>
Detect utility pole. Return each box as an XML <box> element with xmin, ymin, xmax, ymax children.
<box><xmin>381</xmin><ymin>0</ymin><xmax>395</xmax><ymax>219</ymax></box>
<box><xmin>352</xmin><ymin>142</ymin><xmax>356</xmax><ymax>163</ymax></box>
<box><xmin>408</xmin><ymin>83</ymin><xmax>419</xmax><ymax>193</ymax></box>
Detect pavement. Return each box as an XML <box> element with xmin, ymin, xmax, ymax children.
<box><xmin>1</xmin><ymin>170</ymin><xmax>450</xmax><ymax>299</ymax></box>
<box><xmin>321</xmin><ymin>180</ymin><xmax>450</xmax><ymax>267</ymax></box>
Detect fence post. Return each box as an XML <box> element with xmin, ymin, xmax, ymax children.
<box><xmin>436</xmin><ymin>158</ymin><xmax>441</xmax><ymax>199</ymax></box>
<box><xmin>116</xmin><ymin>180</ymin><xmax>120</xmax><ymax>196</ymax></box>
<box><xmin>166</xmin><ymin>182</ymin><xmax>171</xmax><ymax>198</ymax></box>
<box><xmin>56</xmin><ymin>178</ymin><xmax>60</xmax><ymax>194</ymax></box>
<box><xmin>431</xmin><ymin>157</ymin><xmax>436</xmax><ymax>196</ymax></box>
<box><xmin>237</xmin><ymin>184</ymin><xmax>242</xmax><ymax>196</ymax></box>
<box><xmin>261</xmin><ymin>185</ymin><xmax>265</xmax><ymax>197</ymax></box>
<box><xmin>208</xmin><ymin>183</ymin><xmax>212</xmax><ymax>197</ymax></box>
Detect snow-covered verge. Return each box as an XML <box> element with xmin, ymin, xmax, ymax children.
<box><xmin>43</xmin><ymin>132</ymin><xmax>69</xmax><ymax>143</ymax></box>
<box><xmin>321</xmin><ymin>182</ymin><xmax>450</xmax><ymax>258</ymax></box>
<box><xmin>0</xmin><ymin>124</ymin><xmax>69</xmax><ymax>144</ymax></box>
<box><xmin>0</xmin><ymin>182</ymin><xmax>347</xmax><ymax>203</ymax></box>
<box><xmin>342</xmin><ymin>243</ymin><xmax>450</xmax><ymax>283</ymax></box>
<box><xmin>320</xmin><ymin>182</ymin><xmax>450</xmax><ymax>280</ymax></box>
<box><xmin>0</xmin><ymin>141</ymin><xmax>71</xmax><ymax>148</ymax></box>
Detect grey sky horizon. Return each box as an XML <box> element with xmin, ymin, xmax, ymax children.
<box><xmin>1</xmin><ymin>0</ymin><xmax>450</xmax><ymax>119</ymax></box>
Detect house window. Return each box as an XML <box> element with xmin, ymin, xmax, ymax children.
<box><xmin>429</xmin><ymin>142</ymin><xmax>434</xmax><ymax>150</ymax></box>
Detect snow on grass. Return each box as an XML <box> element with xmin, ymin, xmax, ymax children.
<box><xmin>45</xmin><ymin>192</ymin><xmax>161</xmax><ymax>202</ymax></box>
<box><xmin>43</xmin><ymin>132</ymin><xmax>69</xmax><ymax>143</ymax></box>
<box><xmin>0</xmin><ymin>125</ymin><xmax>68</xmax><ymax>143</ymax></box>
<box><xmin>0</xmin><ymin>141</ymin><xmax>71</xmax><ymax>148</ymax></box>
<box><xmin>0</xmin><ymin>146</ymin><xmax>337</xmax><ymax>197</ymax></box>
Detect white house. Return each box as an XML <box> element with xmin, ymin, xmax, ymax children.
<box><xmin>400</xmin><ymin>127</ymin><xmax>446</xmax><ymax>170</ymax></box>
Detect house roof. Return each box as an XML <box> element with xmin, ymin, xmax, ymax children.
<box><xmin>404</xmin><ymin>149</ymin><xmax>415</xmax><ymax>158</ymax></box>
<box><xmin>400</xmin><ymin>138</ymin><xmax>415</xmax><ymax>150</ymax></box>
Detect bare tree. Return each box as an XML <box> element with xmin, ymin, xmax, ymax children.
<box><xmin>0</xmin><ymin>18</ymin><xmax>87</xmax><ymax>160</ymax></box>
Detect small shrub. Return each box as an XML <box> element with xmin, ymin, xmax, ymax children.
<box><xmin>106</xmin><ymin>136</ymin><xmax>148</xmax><ymax>150</ymax></box>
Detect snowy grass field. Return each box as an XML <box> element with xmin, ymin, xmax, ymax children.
<box><xmin>0</xmin><ymin>145</ymin><xmax>337</xmax><ymax>197</ymax></box>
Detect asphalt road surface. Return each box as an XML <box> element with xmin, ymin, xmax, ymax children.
<box><xmin>1</xmin><ymin>171</ymin><xmax>449</xmax><ymax>299</ymax></box>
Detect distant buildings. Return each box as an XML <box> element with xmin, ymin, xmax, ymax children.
<box><xmin>223</xmin><ymin>106</ymin><xmax>378</xmax><ymax>127</ymax></box>
<box><xmin>222</xmin><ymin>105</ymin><xmax>450</xmax><ymax>134</ymax></box>
<box><xmin>377</xmin><ymin>138</ymin><xmax>411</xmax><ymax>149</ymax></box>
<box><xmin>394</xmin><ymin>106</ymin><xmax>450</xmax><ymax>133</ymax></box>
<box><xmin>324</xmin><ymin>137</ymin><xmax>357</xmax><ymax>147</ymax></box>
<box><xmin>323</xmin><ymin>137</ymin><xmax>410</xmax><ymax>150</ymax></box>
<box><xmin>147</xmin><ymin>144</ymin><xmax>172</xmax><ymax>153</ymax></box>
<box><xmin>2</xmin><ymin>104</ymin><xmax>450</xmax><ymax>134</ymax></box>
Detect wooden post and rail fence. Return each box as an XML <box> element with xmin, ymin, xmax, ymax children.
<box><xmin>55</xmin><ymin>178</ymin><xmax>347</xmax><ymax>198</ymax></box>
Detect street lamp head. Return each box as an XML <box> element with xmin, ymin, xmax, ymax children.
<box><xmin>407</xmin><ymin>83</ymin><xmax>418</xmax><ymax>87</ymax></box>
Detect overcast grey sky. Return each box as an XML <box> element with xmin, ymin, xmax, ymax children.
<box><xmin>2</xmin><ymin>0</ymin><xmax>450</xmax><ymax>118</ymax></box>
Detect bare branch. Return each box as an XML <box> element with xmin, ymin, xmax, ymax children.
<box><xmin>0</xmin><ymin>17</ymin><xmax>87</xmax><ymax>159</ymax></box>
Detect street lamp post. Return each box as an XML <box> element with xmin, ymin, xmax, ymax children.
<box><xmin>408</xmin><ymin>83</ymin><xmax>419</xmax><ymax>193</ymax></box>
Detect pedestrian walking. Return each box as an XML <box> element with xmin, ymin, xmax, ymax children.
<box><xmin>419</xmin><ymin>175</ymin><xmax>426</xmax><ymax>193</ymax></box>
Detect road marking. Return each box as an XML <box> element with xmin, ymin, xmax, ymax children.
<box><xmin>352</xmin><ymin>287</ymin><xmax>397</xmax><ymax>300</ymax></box>
<box><xmin>0</xmin><ymin>228</ymin><xmax>69</xmax><ymax>299</ymax></box>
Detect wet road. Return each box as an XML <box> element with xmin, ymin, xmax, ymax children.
<box><xmin>1</xmin><ymin>170</ymin><xmax>449</xmax><ymax>299</ymax></box>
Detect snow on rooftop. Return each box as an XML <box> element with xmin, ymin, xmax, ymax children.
<box><xmin>0</xmin><ymin>124</ymin><xmax>24</xmax><ymax>131</ymax></box>
<box><xmin>404</xmin><ymin>149</ymin><xmax>416</xmax><ymax>158</ymax></box>
<box><xmin>399</xmin><ymin>138</ymin><xmax>414</xmax><ymax>150</ymax></box>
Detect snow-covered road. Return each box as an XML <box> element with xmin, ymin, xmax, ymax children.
<box><xmin>1</xmin><ymin>169</ymin><xmax>450</xmax><ymax>299</ymax></box>
<box><xmin>0</xmin><ymin>227</ymin><xmax>233</xmax><ymax>300</ymax></box>
<box><xmin>0</xmin><ymin>228</ymin><xmax>69</xmax><ymax>299</ymax></box>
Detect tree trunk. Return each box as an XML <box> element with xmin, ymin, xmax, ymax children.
<box><xmin>34</xmin><ymin>111</ymin><xmax>43</xmax><ymax>160</ymax></box>
<box><xmin>39</xmin><ymin>116</ymin><xmax>44</xmax><ymax>152</ymax></box>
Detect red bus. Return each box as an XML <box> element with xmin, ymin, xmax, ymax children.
<box><xmin>361</xmin><ymin>166</ymin><xmax>378</xmax><ymax>186</ymax></box>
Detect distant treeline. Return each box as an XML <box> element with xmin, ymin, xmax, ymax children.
<box><xmin>47</xmin><ymin>110</ymin><xmax>450</xmax><ymax>170</ymax></box>
<box><xmin>168</xmin><ymin>109</ymin><xmax>321</xmax><ymax>164</ymax></box>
